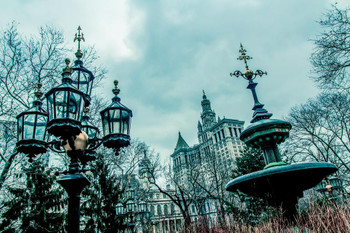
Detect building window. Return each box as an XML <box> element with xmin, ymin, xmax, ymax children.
<box><xmin>171</xmin><ymin>204</ymin><xmax>175</xmax><ymax>214</ymax></box>
<box><xmin>234</xmin><ymin>128</ymin><xmax>238</xmax><ymax>137</ymax></box>
<box><xmin>229</xmin><ymin>127</ymin><xmax>233</xmax><ymax>137</ymax></box>
<box><xmin>221</xmin><ymin>129</ymin><xmax>225</xmax><ymax>138</ymax></box>
<box><xmin>151</xmin><ymin>205</ymin><xmax>155</xmax><ymax>215</ymax></box>
<box><xmin>157</xmin><ymin>205</ymin><xmax>162</xmax><ymax>216</ymax></box>
<box><xmin>164</xmin><ymin>204</ymin><xmax>168</xmax><ymax>216</ymax></box>
<box><xmin>191</xmin><ymin>205</ymin><xmax>196</xmax><ymax>214</ymax></box>
<box><xmin>214</xmin><ymin>134</ymin><xmax>218</xmax><ymax>143</ymax></box>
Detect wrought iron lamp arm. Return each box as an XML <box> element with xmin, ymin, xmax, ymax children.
<box><xmin>47</xmin><ymin>139</ymin><xmax>66</xmax><ymax>153</ymax></box>
<box><xmin>86</xmin><ymin>136</ymin><xmax>104</xmax><ymax>151</ymax></box>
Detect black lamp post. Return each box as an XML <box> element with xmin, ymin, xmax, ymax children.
<box><xmin>15</xmin><ymin>27</ymin><xmax>133</xmax><ymax>233</ymax></box>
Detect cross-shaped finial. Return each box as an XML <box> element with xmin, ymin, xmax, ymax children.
<box><xmin>237</xmin><ymin>43</ymin><xmax>252</xmax><ymax>71</ymax></box>
<box><xmin>74</xmin><ymin>26</ymin><xmax>85</xmax><ymax>59</ymax></box>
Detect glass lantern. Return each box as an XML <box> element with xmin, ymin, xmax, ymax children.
<box><xmin>70</xmin><ymin>59</ymin><xmax>94</xmax><ymax>106</ymax></box>
<box><xmin>126</xmin><ymin>199</ymin><xmax>135</xmax><ymax>213</ymax></box>
<box><xmin>16</xmin><ymin>99</ymin><xmax>48</xmax><ymax>158</ymax></box>
<box><xmin>126</xmin><ymin>185</ymin><xmax>135</xmax><ymax>200</ymax></box>
<box><xmin>138</xmin><ymin>200</ymin><xmax>147</xmax><ymax>213</ymax></box>
<box><xmin>100</xmin><ymin>80</ymin><xmax>132</xmax><ymax>151</ymax></box>
<box><xmin>45</xmin><ymin>59</ymin><xmax>86</xmax><ymax>138</ymax></box>
<box><xmin>81</xmin><ymin>113</ymin><xmax>99</xmax><ymax>139</ymax></box>
<box><xmin>330</xmin><ymin>177</ymin><xmax>342</xmax><ymax>190</ymax></box>
<box><xmin>116</xmin><ymin>202</ymin><xmax>124</xmax><ymax>216</ymax></box>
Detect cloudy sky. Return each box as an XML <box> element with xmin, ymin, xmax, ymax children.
<box><xmin>0</xmin><ymin>0</ymin><xmax>346</xmax><ymax>162</ymax></box>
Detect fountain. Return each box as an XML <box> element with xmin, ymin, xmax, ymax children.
<box><xmin>226</xmin><ymin>44</ymin><xmax>338</xmax><ymax>218</ymax></box>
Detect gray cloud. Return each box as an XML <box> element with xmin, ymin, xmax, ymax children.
<box><xmin>0</xmin><ymin>0</ymin><xmax>338</xmax><ymax>162</ymax></box>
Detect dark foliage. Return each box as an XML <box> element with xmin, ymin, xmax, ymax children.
<box><xmin>0</xmin><ymin>160</ymin><xmax>65</xmax><ymax>233</ymax></box>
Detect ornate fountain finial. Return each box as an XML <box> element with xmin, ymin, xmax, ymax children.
<box><xmin>230</xmin><ymin>44</ymin><xmax>271</xmax><ymax>123</ymax></box>
<box><xmin>230</xmin><ymin>43</ymin><xmax>267</xmax><ymax>80</ymax></box>
<box><xmin>238</xmin><ymin>43</ymin><xmax>252</xmax><ymax>71</ymax></box>
<box><xmin>34</xmin><ymin>83</ymin><xmax>43</xmax><ymax>99</ymax></box>
<box><xmin>74</xmin><ymin>26</ymin><xmax>85</xmax><ymax>59</ymax></box>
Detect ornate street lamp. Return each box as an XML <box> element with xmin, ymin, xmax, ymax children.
<box><xmin>45</xmin><ymin>58</ymin><xmax>87</xmax><ymax>138</ymax></box>
<box><xmin>100</xmin><ymin>80</ymin><xmax>133</xmax><ymax>153</ymax></box>
<box><xmin>16</xmin><ymin>83</ymin><xmax>48</xmax><ymax>161</ymax></box>
<box><xmin>15</xmin><ymin>27</ymin><xmax>133</xmax><ymax>233</ymax></box>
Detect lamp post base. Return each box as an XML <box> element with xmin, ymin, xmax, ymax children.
<box><xmin>57</xmin><ymin>173</ymin><xmax>90</xmax><ymax>233</ymax></box>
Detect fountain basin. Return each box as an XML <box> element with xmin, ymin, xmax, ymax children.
<box><xmin>226</xmin><ymin>162</ymin><xmax>337</xmax><ymax>202</ymax></box>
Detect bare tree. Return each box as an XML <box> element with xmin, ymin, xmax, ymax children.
<box><xmin>311</xmin><ymin>5</ymin><xmax>350</xmax><ymax>90</ymax></box>
<box><xmin>284</xmin><ymin>92</ymin><xmax>350</xmax><ymax>185</ymax></box>
<box><xmin>0</xmin><ymin>22</ymin><xmax>107</xmax><ymax>190</ymax></box>
<box><xmin>141</xmin><ymin>150</ymin><xmax>194</xmax><ymax>228</ymax></box>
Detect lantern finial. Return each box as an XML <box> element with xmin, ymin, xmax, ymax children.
<box><xmin>113</xmin><ymin>80</ymin><xmax>120</xmax><ymax>96</ymax></box>
<box><xmin>34</xmin><ymin>83</ymin><xmax>43</xmax><ymax>99</ymax></box>
<box><xmin>63</xmin><ymin>58</ymin><xmax>72</xmax><ymax>75</ymax></box>
<box><xmin>74</xmin><ymin>26</ymin><xmax>85</xmax><ymax>59</ymax></box>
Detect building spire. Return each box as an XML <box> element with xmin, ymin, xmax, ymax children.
<box><xmin>200</xmin><ymin>91</ymin><xmax>216</xmax><ymax>130</ymax></box>
<box><xmin>175</xmin><ymin>132</ymin><xmax>189</xmax><ymax>151</ymax></box>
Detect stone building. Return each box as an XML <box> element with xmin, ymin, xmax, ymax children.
<box><xmin>169</xmin><ymin>92</ymin><xmax>245</xmax><ymax>226</ymax></box>
<box><xmin>171</xmin><ymin>91</ymin><xmax>245</xmax><ymax>188</ymax></box>
<box><xmin>129</xmin><ymin>92</ymin><xmax>245</xmax><ymax>232</ymax></box>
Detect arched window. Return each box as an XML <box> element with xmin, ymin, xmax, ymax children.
<box><xmin>150</xmin><ymin>205</ymin><xmax>155</xmax><ymax>215</ymax></box>
<box><xmin>157</xmin><ymin>204</ymin><xmax>162</xmax><ymax>216</ymax></box>
<box><xmin>171</xmin><ymin>204</ymin><xmax>175</xmax><ymax>214</ymax></box>
<box><xmin>164</xmin><ymin>204</ymin><xmax>168</xmax><ymax>216</ymax></box>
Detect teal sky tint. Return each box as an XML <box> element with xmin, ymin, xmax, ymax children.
<box><xmin>0</xmin><ymin>0</ymin><xmax>346</xmax><ymax>161</ymax></box>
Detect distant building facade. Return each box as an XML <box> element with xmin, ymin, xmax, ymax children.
<box><xmin>171</xmin><ymin>92</ymin><xmax>245</xmax><ymax>188</ymax></box>
<box><xmin>129</xmin><ymin>92</ymin><xmax>246</xmax><ymax>232</ymax></box>
<box><xmin>169</xmin><ymin>92</ymin><xmax>245</xmax><ymax>226</ymax></box>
